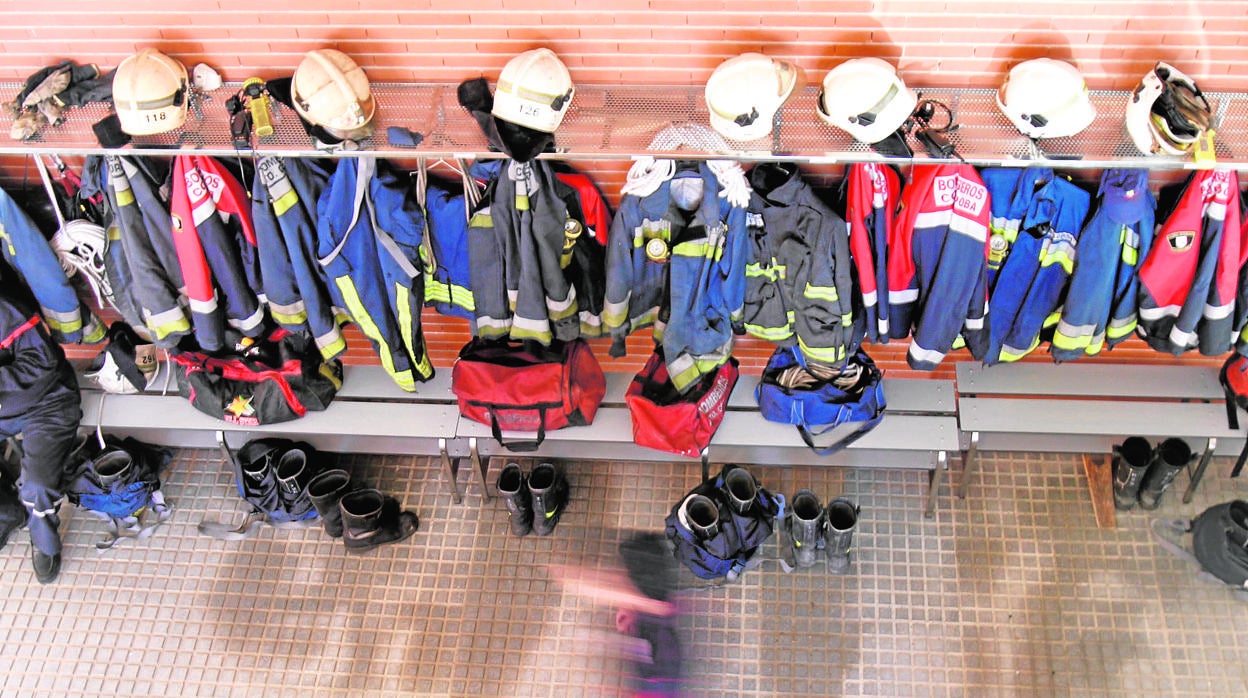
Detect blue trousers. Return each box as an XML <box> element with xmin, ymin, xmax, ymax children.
<box><xmin>0</xmin><ymin>391</ymin><xmax>81</xmax><ymax>556</ymax></box>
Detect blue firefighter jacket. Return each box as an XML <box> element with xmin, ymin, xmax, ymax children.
<box><xmin>982</xmin><ymin>169</ymin><xmax>1090</xmax><ymax>363</ymax></box>
<box><xmin>103</xmin><ymin>155</ymin><xmax>192</xmax><ymax>347</ymax></box>
<box><xmin>252</xmin><ymin>155</ymin><xmax>348</xmax><ymax>360</ymax></box>
<box><xmin>0</xmin><ymin>188</ymin><xmax>102</xmax><ymax>344</ymax></box>
<box><xmin>1052</xmin><ymin>169</ymin><xmax>1155</xmax><ymax>361</ymax></box>
<box><xmin>604</xmin><ymin>162</ymin><xmax>748</xmax><ymax>392</ymax></box>
<box><xmin>317</xmin><ymin>157</ymin><xmax>434</xmax><ymax>391</ymax></box>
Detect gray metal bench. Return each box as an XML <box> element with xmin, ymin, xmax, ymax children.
<box><xmin>79</xmin><ymin>364</ymin><xmax>469</xmax><ymax>502</ymax></box>
<box><xmin>457</xmin><ymin>371</ymin><xmax>960</xmax><ymax>517</ymax></box>
<box><xmin>956</xmin><ymin>363</ymin><xmax>1245</xmax><ymax>525</ymax></box>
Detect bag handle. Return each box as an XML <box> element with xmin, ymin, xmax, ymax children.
<box><xmin>488</xmin><ymin>408</ymin><xmax>546</xmax><ymax>452</ymax></box>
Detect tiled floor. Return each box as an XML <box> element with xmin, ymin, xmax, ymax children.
<box><xmin>1</xmin><ymin>448</ymin><xmax>1247</xmax><ymax>697</ymax></box>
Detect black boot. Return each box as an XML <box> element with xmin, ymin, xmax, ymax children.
<box><xmin>275</xmin><ymin>446</ymin><xmax>317</xmax><ymax>521</ymax></box>
<box><xmin>825</xmin><ymin>497</ymin><xmax>859</xmax><ymax>575</ymax></box>
<box><xmin>32</xmin><ymin>547</ymin><xmax>61</xmax><ymax>584</ymax></box>
<box><xmin>340</xmin><ymin>488</ymin><xmax>419</xmax><ymax>553</ymax></box>
<box><xmin>496</xmin><ymin>462</ymin><xmax>533</xmax><ymax>537</ymax></box>
<box><xmin>1138</xmin><ymin>438</ymin><xmax>1194</xmax><ymax>510</ymax></box>
<box><xmin>307</xmin><ymin>469</ymin><xmax>351</xmax><ymax>538</ymax></box>
<box><xmin>787</xmin><ymin>490</ymin><xmax>825</xmax><ymax>569</ymax></box>
<box><xmin>237</xmin><ymin>439</ymin><xmax>283</xmax><ymax>516</ymax></box>
<box><xmin>1112</xmin><ymin>437</ymin><xmax>1153</xmax><ymax>511</ymax></box>
<box><xmin>722</xmin><ymin>465</ymin><xmax>759</xmax><ymax>516</ymax></box>
<box><xmin>528</xmin><ymin>462</ymin><xmax>569</xmax><ymax>537</ymax></box>
<box><xmin>680</xmin><ymin>493</ymin><xmax>721</xmax><ymax>540</ymax></box>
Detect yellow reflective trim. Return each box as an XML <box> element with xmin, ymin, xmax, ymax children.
<box><xmin>395</xmin><ymin>283</ymin><xmax>433</xmax><ymax>379</ymax></box>
<box><xmin>1106</xmin><ymin>320</ymin><xmax>1136</xmax><ymax>340</ymax></box>
<box><xmin>1043</xmin><ymin>310</ymin><xmax>1061</xmax><ymax>329</ymax></box>
<box><xmin>951</xmin><ymin>335</ymin><xmax>966</xmax><ymax>350</ymax></box>
<box><xmin>116</xmin><ymin>188</ymin><xmax>135</xmax><ymax>207</ymax></box>
<box><xmin>148</xmin><ymin>316</ymin><xmax>191</xmax><ymax>341</ymax></box>
<box><xmin>1122</xmin><ymin>246</ymin><xmax>1138</xmax><ymax>266</ymax></box>
<box><xmin>83</xmin><ymin>320</ymin><xmax>106</xmax><ymax>344</ymax></box>
<box><xmin>43</xmin><ymin>315</ymin><xmax>82</xmax><ymax>335</ymax></box>
<box><xmin>320</xmin><ymin>336</ymin><xmax>347</xmax><ymax>360</ymax></box>
<box><xmin>744</xmin><ymin>323</ymin><xmax>793</xmax><ymax>341</ymax></box>
<box><xmin>335</xmin><ymin>276</ymin><xmax>413</xmax><ymax>390</ymax></box>
<box><xmin>1051</xmin><ymin>332</ymin><xmax>1088</xmax><ymax>351</ymax></box>
<box><xmin>998</xmin><ymin>337</ymin><xmax>1040</xmax><ymax>362</ymax></box>
<box><xmin>270</xmin><ymin>309</ymin><xmax>308</xmax><ymax>326</ymax></box>
<box><xmin>425</xmin><ymin>280</ymin><xmax>451</xmax><ymax>303</ymax></box>
<box><xmin>469</xmin><ymin>211</ymin><xmax>493</xmax><ymax>228</ymax></box>
<box><xmin>797</xmin><ymin>336</ymin><xmax>847</xmax><ymax>364</ymax></box>
<box><xmin>450</xmin><ymin>285</ymin><xmax>475</xmax><ymax>312</ymax></box>
<box><xmin>271</xmin><ymin>189</ymin><xmax>299</xmax><ymax>217</ymax></box>
<box><xmin>1039</xmin><ymin>250</ymin><xmax>1074</xmax><ymax>274</ymax></box>
<box><xmin>1087</xmin><ymin>337</ymin><xmax>1105</xmax><ymax>354</ymax></box>
<box><xmin>319</xmin><ymin>362</ymin><xmax>343</xmax><ymax>390</ymax></box>
<box><xmin>804</xmin><ymin>283</ymin><xmax>840</xmax><ymax>303</ymax></box>
<box><xmin>509</xmin><ymin>325</ymin><xmax>550</xmax><ymax>343</ymax></box>
<box><xmin>515</xmin><ymin>194</ymin><xmax>530</xmax><ymax>211</ymax></box>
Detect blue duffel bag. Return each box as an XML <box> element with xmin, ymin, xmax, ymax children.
<box><xmin>754</xmin><ymin>347</ymin><xmax>886</xmax><ymax>455</ymax></box>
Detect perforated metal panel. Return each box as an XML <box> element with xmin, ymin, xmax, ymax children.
<box><xmin>3</xmin><ymin>81</ymin><xmax>1247</xmax><ymax>169</ymax></box>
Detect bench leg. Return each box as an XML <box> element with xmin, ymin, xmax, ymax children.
<box><xmin>957</xmin><ymin>431</ymin><xmax>980</xmax><ymax>500</ymax></box>
<box><xmin>438</xmin><ymin>438</ymin><xmax>462</xmax><ymax>505</ymax></box>
<box><xmin>1181</xmin><ymin>437</ymin><xmax>1217</xmax><ymax>505</ymax></box>
<box><xmin>471</xmin><ymin>438</ymin><xmax>492</xmax><ymax>501</ymax></box>
<box><xmin>925</xmin><ymin>451</ymin><xmax>947</xmax><ymax>519</ymax></box>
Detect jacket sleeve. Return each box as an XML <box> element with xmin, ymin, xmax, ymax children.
<box><xmin>792</xmin><ymin>205</ymin><xmax>857</xmax><ymax>367</ymax></box>
<box><xmin>250</xmin><ymin>169</ymin><xmax>307</xmax><ymax>330</ymax></box>
<box><xmin>603</xmin><ymin>198</ymin><xmax>639</xmax><ymax>357</ymax></box>
<box><xmin>721</xmin><ymin>202</ymin><xmax>749</xmax><ymax>336</ymax></box>
<box><xmin>0</xmin><ymin>189</ymin><xmax>101</xmax><ymax>344</ymax></box>
<box><xmin>466</xmin><ymin>182</ymin><xmax>513</xmax><ymax>340</ymax></box>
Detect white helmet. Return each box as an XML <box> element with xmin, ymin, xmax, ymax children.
<box><xmin>1126</xmin><ymin>62</ymin><xmax>1212</xmax><ymax>156</ymax></box>
<box><xmin>996</xmin><ymin>58</ymin><xmax>1096</xmax><ymax>139</ymax></box>
<box><xmin>112</xmin><ymin>48</ymin><xmax>189</xmax><ymax>136</ymax></box>
<box><xmin>291</xmin><ymin>49</ymin><xmax>376</xmax><ymax>141</ymax></box>
<box><xmin>817</xmin><ymin>58</ymin><xmax>917</xmax><ymax>144</ymax></box>
<box><xmin>705</xmin><ymin>53</ymin><xmax>801</xmax><ymax>142</ymax></box>
<box><xmin>491</xmin><ymin>48</ymin><xmax>575</xmax><ymax>133</ymax></box>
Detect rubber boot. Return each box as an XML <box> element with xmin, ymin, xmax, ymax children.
<box><xmin>238</xmin><ymin>441</ymin><xmax>281</xmax><ymax>516</ymax></box>
<box><xmin>94</xmin><ymin>449</ymin><xmax>135</xmax><ymax>488</ymax></box>
<box><xmin>1112</xmin><ymin>437</ymin><xmax>1153</xmax><ymax>511</ymax></box>
<box><xmin>722</xmin><ymin>465</ymin><xmax>759</xmax><ymax>516</ymax></box>
<box><xmin>340</xmin><ymin>488</ymin><xmax>419</xmax><ymax>553</ymax></box>
<box><xmin>1138</xmin><ymin>438</ymin><xmax>1194</xmax><ymax>510</ymax></box>
<box><xmin>307</xmin><ymin>469</ymin><xmax>351</xmax><ymax>538</ymax></box>
<box><xmin>680</xmin><ymin>493</ymin><xmax>721</xmax><ymax>541</ymax></box>
<box><xmin>528</xmin><ymin>462</ymin><xmax>569</xmax><ymax>537</ymax></box>
<box><xmin>824</xmin><ymin>497</ymin><xmax>859</xmax><ymax>575</ymax></box>
<box><xmin>275</xmin><ymin>447</ymin><xmax>316</xmax><ymax>520</ymax></box>
<box><xmin>496</xmin><ymin>462</ymin><xmax>533</xmax><ymax>537</ymax></box>
<box><xmin>787</xmin><ymin>489</ymin><xmax>825</xmax><ymax>569</ymax></box>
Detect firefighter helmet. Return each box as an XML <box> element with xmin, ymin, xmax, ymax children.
<box><xmin>112</xmin><ymin>48</ymin><xmax>189</xmax><ymax>136</ymax></box>
<box><xmin>491</xmin><ymin>48</ymin><xmax>575</xmax><ymax>133</ymax></box>
<box><xmin>704</xmin><ymin>52</ymin><xmax>801</xmax><ymax>142</ymax></box>
<box><xmin>996</xmin><ymin>58</ymin><xmax>1096</xmax><ymax>139</ymax></box>
<box><xmin>1125</xmin><ymin>62</ymin><xmax>1213</xmax><ymax>156</ymax></box>
<box><xmin>817</xmin><ymin>58</ymin><xmax>917</xmax><ymax>144</ymax></box>
<box><xmin>291</xmin><ymin>49</ymin><xmax>376</xmax><ymax>141</ymax></box>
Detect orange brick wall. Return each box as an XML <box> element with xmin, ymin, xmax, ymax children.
<box><xmin>2</xmin><ymin>2</ymin><xmax>1244</xmax><ymax>377</ymax></box>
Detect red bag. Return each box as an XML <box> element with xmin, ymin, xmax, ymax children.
<box><xmin>452</xmin><ymin>337</ymin><xmax>606</xmax><ymax>451</ymax></box>
<box><xmin>626</xmin><ymin>350</ymin><xmax>739</xmax><ymax>458</ymax></box>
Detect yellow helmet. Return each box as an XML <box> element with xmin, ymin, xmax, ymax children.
<box><xmin>291</xmin><ymin>49</ymin><xmax>376</xmax><ymax>141</ymax></box>
<box><xmin>112</xmin><ymin>48</ymin><xmax>189</xmax><ymax>136</ymax></box>
<box><xmin>492</xmin><ymin>48</ymin><xmax>575</xmax><ymax>133</ymax></box>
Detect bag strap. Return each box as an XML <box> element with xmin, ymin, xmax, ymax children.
<box><xmin>1150</xmin><ymin>517</ymin><xmax>1248</xmax><ymax>598</ymax></box>
<box><xmin>488</xmin><ymin>408</ymin><xmax>546</xmax><ymax>452</ymax></box>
